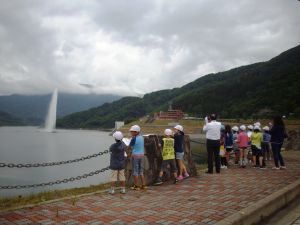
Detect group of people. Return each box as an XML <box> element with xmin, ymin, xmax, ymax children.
<box><xmin>108</xmin><ymin>115</ymin><xmax>288</xmax><ymax>194</ymax></box>
<box><xmin>203</xmin><ymin>114</ymin><xmax>288</xmax><ymax>174</ymax></box>
<box><xmin>108</xmin><ymin>124</ymin><xmax>189</xmax><ymax>194</ymax></box>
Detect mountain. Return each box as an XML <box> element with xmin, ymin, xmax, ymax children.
<box><xmin>0</xmin><ymin>93</ymin><xmax>121</xmax><ymax>125</ymax></box>
<box><xmin>0</xmin><ymin>111</ymin><xmax>24</xmax><ymax>126</ymax></box>
<box><xmin>58</xmin><ymin>44</ymin><xmax>300</xmax><ymax>129</ymax></box>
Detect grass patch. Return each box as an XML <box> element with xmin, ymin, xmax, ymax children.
<box><xmin>0</xmin><ymin>182</ymin><xmax>111</xmax><ymax>211</ymax></box>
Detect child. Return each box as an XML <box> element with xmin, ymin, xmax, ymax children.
<box><xmin>174</xmin><ymin>125</ymin><xmax>189</xmax><ymax>180</ymax></box>
<box><xmin>224</xmin><ymin>125</ymin><xmax>233</xmax><ymax>167</ymax></box>
<box><xmin>237</xmin><ymin>125</ymin><xmax>249</xmax><ymax>168</ymax></box>
<box><xmin>232</xmin><ymin>126</ymin><xmax>239</xmax><ymax>165</ymax></box>
<box><xmin>220</xmin><ymin>144</ymin><xmax>227</xmax><ymax>169</ymax></box>
<box><xmin>128</xmin><ymin>125</ymin><xmax>147</xmax><ymax>190</ymax></box>
<box><xmin>154</xmin><ymin>129</ymin><xmax>178</xmax><ymax>185</ymax></box>
<box><xmin>109</xmin><ymin>131</ymin><xmax>127</xmax><ymax>194</ymax></box>
<box><xmin>262</xmin><ymin>126</ymin><xmax>271</xmax><ymax>161</ymax></box>
<box><xmin>250</xmin><ymin>125</ymin><xmax>264</xmax><ymax>169</ymax></box>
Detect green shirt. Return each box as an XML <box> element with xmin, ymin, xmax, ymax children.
<box><xmin>162</xmin><ymin>138</ymin><xmax>175</xmax><ymax>160</ymax></box>
<box><xmin>251</xmin><ymin>132</ymin><xmax>262</xmax><ymax>149</ymax></box>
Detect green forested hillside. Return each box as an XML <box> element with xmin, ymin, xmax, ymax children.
<box><xmin>0</xmin><ymin>111</ymin><xmax>24</xmax><ymax>126</ymax></box>
<box><xmin>57</xmin><ymin>45</ymin><xmax>300</xmax><ymax>129</ymax></box>
<box><xmin>0</xmin><ymin>93</ymin><xmax>121</xmax><ymax>125</ymax></box>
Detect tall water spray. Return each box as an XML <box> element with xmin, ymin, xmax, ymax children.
<box><xmin>45</xmin><ymin>89</ymin><xmax>58</xmax><ymax>132</ymax></box>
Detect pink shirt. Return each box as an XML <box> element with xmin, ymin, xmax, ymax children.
<box><xmin>237</xmin><ymin>132</ymin><xmax>249</xmax><ymax>148</ymax></box>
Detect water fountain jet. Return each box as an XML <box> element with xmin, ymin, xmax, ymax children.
<box><xmin>45</xmin><ymin>89</ymin><xmax>58</xmax><ymax>132</ymax></box>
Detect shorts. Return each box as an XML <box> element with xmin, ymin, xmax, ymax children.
<box><xmin>261</xmin><ymin>142</ymin><xmax>270</xmax><ymax>152</ymax></box>
<box><xmin>226</xmin><ymin>147</ymin><xmax>233</xmax><ymax>152</ymax></box>
<box><xmin>176</xmin><ymin>152</ymin><xmax>184</xmax><ymax>160</ymax></box>
<box><xmin>132</xmin><ymin>157</ymin><xmax>144</xmax><ymax>176</ymax></box>
<box><xmin>161</xmin><ymin>159</ymin><xmax>177</xmax><ymax>173</ymax></box>
<box><xmin>111</xmin><ymin>169</ymin><xmax>125</xmax><ymax>182</ymax></box>
<box><xmin>251</xmin><ymin>145</ymin><xmax>263</xmax><ymax>157</ymax></box>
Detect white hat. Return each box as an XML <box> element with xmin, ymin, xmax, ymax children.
<box><xmin>262</xmin><ymin>126</ymin><xmax>269</xmax><ymax>131</ymax></box>
<box><xmin>254</xmin><ymin>122</ymin><xmax>261</xmax><ymax>127</ymax></box>
<box><xmin>164</xmin><ymin>129</ymin><xmax>173</xmax><ymax>136</ymax></box>
<box><xmin>240</xmin><ymin>125</ymin><xmax>246</xmax><ymax>131</ymax></box>
<box><xmin>113</xmin><ymin>131</ymin><xmax>123</xmax><ymax>141</ymax></box>
<box><xmin>232</xmin><ymin>126</ymin><xmax>239</xmax><ymax>132</ymax></box>
<box><xmin>247</xmin><ymin>125</ymin><xmax>253</xmax><ymax>130</ymax></box>
<box><xmin>129</xmin><ymin>125</ymin><xmax>141</xmax><ymax>132</ymax></box>
<box><xmin>174</xmin><ymin>125</ymin><xmax>183</xmax><ymax>132</ymax></box>
<box><xmin>254</xmin><ymin>125</ymin><xmax>261</xmax><ymax>131</ymax></box>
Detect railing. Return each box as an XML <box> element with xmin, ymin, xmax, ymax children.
<box><xmin>0</xmin><ymin>150</ymin><xmax>110</xmax><ymax>189</ymax></box>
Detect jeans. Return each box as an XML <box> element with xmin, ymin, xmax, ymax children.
<box><xmin>132</xmin><ymin>157</ymin><xmax>144</xmax><ymax>176</ymax></box>
<box><xmin>271</xmin><ymin>143</ymin><xmax>285</xmax><ymax>168</ymax></box>
<box><xmin>207</xmin><ymin>139</ymin><xmax>221</xmax><ymax>173</ymax></box>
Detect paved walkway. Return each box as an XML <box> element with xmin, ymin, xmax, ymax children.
<box><xmin>1</xmin><ymin>152</ymin><xmax>300</xmax><ymax>225</ymax></box>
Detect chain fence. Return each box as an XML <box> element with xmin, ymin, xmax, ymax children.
<box><xmin>0</xmin><ymin>166</ymin><xmax>110</xmax><ymax>189</ymax></box>
<box><xmin>0</xmin><ymin>150</ymin><xmax>109</xmax><ymax>168</ymax></box>
<box><xmin>190</xmin><ymin>139</ymin><xmax>206</xmax><ymax>145</ymax></box>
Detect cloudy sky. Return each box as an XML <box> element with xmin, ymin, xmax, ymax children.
<box><xmin>0</xmin><ymin>0</ymin><xmax>299</xmax><ymax>96</ymax></box>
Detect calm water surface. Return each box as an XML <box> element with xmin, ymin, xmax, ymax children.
<box><xmin>0</xmin><ymin>126</ymin><xmax>114</xmax><ymax>198</ymax></box>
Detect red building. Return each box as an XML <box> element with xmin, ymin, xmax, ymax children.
<box><xmin>158</xmin><ymin>109</ymin><xmax>184</xmax><ymax>120</ymax></box>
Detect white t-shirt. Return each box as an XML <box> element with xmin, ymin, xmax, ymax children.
<box><xmin>203</xmin><ymin>120</ymin><xmax>221</xmax><ymax>140</ymax></box>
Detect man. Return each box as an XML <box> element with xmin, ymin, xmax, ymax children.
<box><xmin>203</xmin><ymin>114</ymin><xmax>222</xmax><ymax>174</ymax></box>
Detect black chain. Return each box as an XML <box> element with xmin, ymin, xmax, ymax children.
<box><xmin>0</xmin><ymin>150</ymin><xmax>109</xmax><ymax>168</ymax></box>
<box><xmin>190</xmin><ymin>139</ymin><xmax>206</xmax><ymax>145</ymax></box>
<box><xmin>0</xmin><ymin>166</ymin><xmax>110</xmax><ymax>189</ymax></box>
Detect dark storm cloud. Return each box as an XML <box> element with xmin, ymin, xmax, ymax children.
<box><xmin>0</xmin><ymin>0</ymin><xmax>299</xmax><ymax>95</ymax></box>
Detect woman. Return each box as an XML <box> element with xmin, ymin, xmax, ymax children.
<box><xmin>270</xmin><ymin>116</ymin><xmax>287</xmax><ymax>170</ymax></box>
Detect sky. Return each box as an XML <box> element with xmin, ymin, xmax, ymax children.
<box><xmin>0</xmin><ymin>0</ymin><xmax>299</xmax><ymax>96</ymax></box>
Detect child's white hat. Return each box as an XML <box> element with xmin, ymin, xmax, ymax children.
<box><xmin>254</xmin><ymin>125</ymin><xmax>261</xmax><ymax>131</ymax></box>
<box><xmin>174</xmin><ymin>125</ymin><xmax>183</xmax><ymax>132</ymax></box>
<box><xmin>262</xmin><ymin>126</ymin><xmax>269</xmax><ymax>131</ymax></box>
<box><xmin>113</xmin><ymin>131</ymin><xmax>123</xmax><ymax>141</ymax></box>
<box><xmin>129</xmin><ymin>125</ymin><xmax>141</xmax><ymax>132</ymax></box>
<box><xmin>247</xmin><ymin>125</ymin><xmax>253</xmax><ymax>130</ymax></box>
<box><xmin>164</xmin><ymin>129</ymin><xmax>173</xmax><ymax>136</ymax></box>
<box><xmin>232</xmin><ymin>126</ymin><xmax>239</xmax><ymax>132</ymax></box>
<box><xmin>254</xmin><ymin>122</ymin><xmax>261</xmax><ymax>127</ymax></box>
<box><xmin>240</xmin><ymin>125</ymin><xmax>246</xmax><ymax>131</ymax></box>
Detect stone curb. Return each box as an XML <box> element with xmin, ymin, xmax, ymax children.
<box><xmin>0</xmin><ymin>186</ymin><xmax>111</xmax><ymax>213</ymax></box>
<box><xmin>214</xmin><ymin>179</ymin><xmax>300</xmax><ymax>225</ymax></box>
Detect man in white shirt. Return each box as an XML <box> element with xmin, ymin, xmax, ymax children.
<box><xmin>203</xmin><ymin>114</ymin><xmax>222</xmax><ymax>174</ymax></box>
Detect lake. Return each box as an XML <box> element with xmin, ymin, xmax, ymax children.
<box><xmin>0</xmin><ymin>126</ymin><xmax>114</xmax><ymax>198</ymax></box>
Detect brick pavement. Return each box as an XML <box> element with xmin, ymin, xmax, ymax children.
<box><xmin>1</xmin><ymin>152</ymin><xmax>299</xmax><ymax>225</ymax></box>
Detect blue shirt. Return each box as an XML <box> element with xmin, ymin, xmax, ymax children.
<box><xmin>109</xmin><ymin>141</ymin><xmax>126</xmax><ymax>170</ymax></box>
<box><xmin>174</xmin><ymin>131</ymin><xmax>184</xmax><ymax>153</ymax></box>
<box><xmin>224</xmin><ymin>132</ymin><xmax>233</xmax><ymax>148</ymax></box>
<box><xmin>263</xmin><ymin>132</ymin><xmax>271</xmax><ymax>143</ymax></box>
<box><xmin>130</xmin><ymin>135</ymin><xmax>144</xmax><ymax>156</ymax></box>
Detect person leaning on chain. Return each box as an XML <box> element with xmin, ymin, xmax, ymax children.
<box><xmin>203</xmin><ymin>113</ymin><xmax>222</xmax><ymax>174</ymax></box>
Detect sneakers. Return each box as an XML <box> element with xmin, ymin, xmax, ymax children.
<box><xmin>177</xmin><ymin>175</ymin><xmax>184</xmax><ymax>181</ymax></box>
<box><xmin>280</xmin><ymin>166</ymin><xmax>286</xmax><ymax>170</ymax></box>
<box><xmin>120</xmin><ymin>188</ymin><xmax>126</xmax><ymax>194</ymax></box>
<box><xmin>184</xmin><ymin>172</ymin><xmax>190</xmax><ymax>178</ymax></box>
<box><xmin>259</xmin><ymin>166</ymin><xmax>266</xmax><ymax>170</ymax></box>
<box><xmin>130</xmin><ymin>185</ymin><xmax>140</xmax><ymax>190</ymax></box>
<box><xmin>173</xmin><ymin>178</ymin><xmax>179</xmax><ymax>184</ymax></box>
<box><xmin>272</xmin><ymin>167</ymin><xmax>280</xmax><ymax>170</ymax></box>
<box><xmin>140</xmin><ymin>185</ymin><xmax>148</xmax><ymax>190</ymax></box>
<box><xmin>153</xmin><ymin>178</ymin><xmax>163</xmax><ymax>186</ymax></box>
<box><xmin>108</xmin><ymin>188</ymin><xmax>115</xmax><ymax>195</ymax></box>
